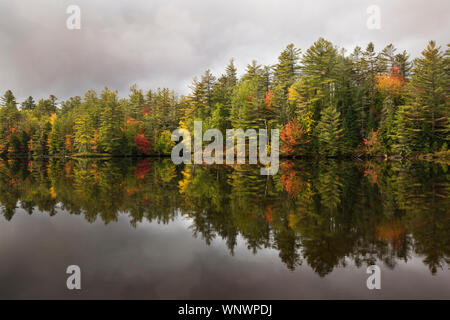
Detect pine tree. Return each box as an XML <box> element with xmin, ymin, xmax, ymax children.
<box><xmin>99</xmin><ymin>88</ymin><xmax>123</xmax><ymax>154</ymax></box>
<box><xmin>409</xmin><ymin>41</ymin><xmax>448</xmax><ymax>150</ymax></box>
<box><xmin>273</xmin><ymin>44</ymin><xmax>301</xmax><ymax>123</ymax></box>
<box><xmin>379</xmin><ymin>96</ymin><xmax>396</xmax><ymax>153</ymax></box>
<box><xmin>225</xmin><ymin>59</ymin><xmax>238</xmax><ymax>88</ymax></box>
<box><xmin>300</xmin><ymin>38</ymin><xmax>339</xmax><ymax>123</ymax></box>
<box><xmin>392</xmin><ymin>105</ymin><xmax>424</xmax><ymax>155</ymax></box>
<box><xmin>21</xmin><ymin>96</ymin><xmax>36</xmax><ymax>111</ymax></box>
<box><xmin>230</xmin><ymin>79</ymin><xmax>261</xmax><ymax>129</ymax></box>
<box><xmin>48</xmin><ymin>115</ymin><xmax>65</xmax><ymax>155</ymax></box>
<box><xmin>395</xmin><ymin>51</ymin><xmax>412</xmax><ymax>79</ymax></box>
<box><xmin>128</xmin><ymin>84</ymin><xmax>145</xmax><ymax>120</ymax></box>
<box><xmin>315</xmin><ymin>105</ymin><xmax>343</xmax><ymax>156</ymax></box>
<box><xmin>74</xmin><ymin>114</ymin><xmax>92</xmax><ymax>154</ymax></box>
<box><xmin>0</xmin><ymin>90</ymin><xmax>21</xmax><ymax>155</ymax></box>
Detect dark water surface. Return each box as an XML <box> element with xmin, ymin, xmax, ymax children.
<box><xmin>0</xmin><ymin>158</ymin><xmax>449</xmax><ymax>299</ymax></box>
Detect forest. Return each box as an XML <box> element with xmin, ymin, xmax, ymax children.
<box><xmin>0</xmin><ymin>38</ymin><xmax>449</xmax><ymax>159</ymax></box>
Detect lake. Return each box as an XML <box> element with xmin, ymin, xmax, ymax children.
<box><xmin>0</xmin><ymin>158</ymin><xmax>449</xmax><ymax>299</ymax></box>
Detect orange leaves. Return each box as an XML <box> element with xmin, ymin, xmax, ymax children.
<box><xmin>280</xmin><ymin>162</ymin><xmax>304</xmax><ymax>198</ymax></box>
<box><xmin>126</xmin><ymin>117</ymin><xmax>140</xmax><ymax>125</ymax></box>
<box><xmin>264</xmin><ymin>206</ymin><xmax>273</xmax><ymax>224</ymax></box>
<box><xmin>264</xmin><ymin>89</ymin><xmax>274</xmax><ymax>108</ymax></box>
<box><xmin>376</xmin><ymin>220</ymin><xmax>406</xmax><ymax>249</ymax></box>
<box><xmin>281</xmin><ymin>120</ymin><xmax>297</xmax><ymax>155</ymax></box>
<box><xmin>65</xmin><ymin>135</ymin><xmax>72</xmax><ymax>151</ymax></box>
<box><xmin>64</xmin><ymin>161</ymin><xmax>72</xmax><ymax>177</ymax></box>
<box><xmin>280</xmin><ymin>118</ymin><xmax>311</xmax><ymax>155</ymax></box>
<box><xmin>90</xmin><ymin>131</ymin><xmax>99</xmax><ymax>150</ymax></box>
<box><xmin>375</xmin><ymin>65</ymin><xmax>405</xmax><ymax>95</ymax></box>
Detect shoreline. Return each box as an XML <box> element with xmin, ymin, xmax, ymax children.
<box><xmin>1</xmin><ymin>152</ymin><xmax>449</xmax><ymax>162</ymax></box>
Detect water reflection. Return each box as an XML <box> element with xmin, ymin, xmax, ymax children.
<box><xmin>0</xmin><ymin>158</ymin><xmax>449</xmax><ymax>277</ymax></box>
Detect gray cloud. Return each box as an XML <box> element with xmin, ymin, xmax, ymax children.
<box><xmin>0</xmin><ymin>0</ymin><xmax>448</xmax><ymax>102</ymax></box>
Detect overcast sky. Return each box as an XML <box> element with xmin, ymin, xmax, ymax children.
<box><xmin>0</xmin><ymin>0</ymin><xmax>448</xmax><ymax>102</ymax></box>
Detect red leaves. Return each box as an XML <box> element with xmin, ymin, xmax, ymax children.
<box><xmin>135</xmin><ymin>133</ymin><xmax>150</xmax><ymax>155</ymax></box>
<box><xmin>141</xmin><ymin>107</ymin><xmax>151</xmax><ymax>116</ymax></box>
<box><xmin>363</xmin><ymin>128</ymin><xmax>379</xmax><ymax>146</ymax></box>
<box><xmin>280</xmin><ymin>161</ymin><xmax>305</xmax><ymax>199</ymax></box>
<box><xmin>135</xmin><ymin>159</ymin><xmax>150</xmax><ymax>179</ymax></box>
<box><xmin>389</xmin><ymin>65</ymin><xmax>401</xmax><ymax>78</ymax></box>
<box><xmin>281</xmin><ymin>120</ymin><xmax>297</xmax><ymax>155</ymax></box>
<box><xmin>280</xmin><ymin>118</ymin><xmax>310</xmax><ymax>155</ymax></box>
<box><xmin>363</xmin><ymin>128</ymin><xmax>381</xmax><ymax>155</ymax></box>
<box><xmin>364</xmin><ymin>168</ymin><xmax>379</xmax><ymax>186</ymax></box>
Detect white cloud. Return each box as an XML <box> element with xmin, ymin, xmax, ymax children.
<box><xmin>0</xmin><ymin>0</ymin><xmax>448</xmax><ymax>101</ymax></box>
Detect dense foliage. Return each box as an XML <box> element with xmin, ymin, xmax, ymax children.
<box><xmin>0</xmin><ymin>39</ymin><xmax>448</xmax><ymax>158</ymax></box>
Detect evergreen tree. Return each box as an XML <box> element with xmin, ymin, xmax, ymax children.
<box><xmin>21</xmin><ymin>96</ymin><xmax>36</xmax><ymax>111</ymax></box>
<box><xmin>315</xmin><ymin>105</ymin><xmax>343</xmax><ymax>156</ymax></box>
<box><xmin>300</xmin><ymin>38</ymin><xmax>339</xmax><ymax>123</ymax></box>
<box><xmin>272</xmin><ymin>44</ymin><xmax>301</xmax><ymax>123</ymax></box>
<box><xmin>128</xmin><ymin>84</ymin><xmax>145</xmax><ymax>120</ymax></box>
<box><xmin>99</xmin><ymin>88</ymin><xmax>123</xmax><ymax>154</ymax></box>
<box><xmin>74</xmin><ymin>114</ymin><xmax>92</xmax><ymax>154</ymax></box>
<box><xmin>408</xmin><ymin>41</ymin><xmax>448</xmax><ymax>151</ymax></box>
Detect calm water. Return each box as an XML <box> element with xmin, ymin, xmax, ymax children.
<box><xmin>0</xmin><ymin>158</ymin><xmax>449</xmax><ymax>299</ymax></box>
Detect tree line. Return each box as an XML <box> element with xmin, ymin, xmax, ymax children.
<box><xmin>0</xmin><ymin>38</ymin><xmax>448</xmax><ymax>158</ymax></box>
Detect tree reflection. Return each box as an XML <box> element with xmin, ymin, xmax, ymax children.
<box><xmin>0</xmin><ymin>157</ymin><xmax>448</xmax><ymax>276</ymax></box>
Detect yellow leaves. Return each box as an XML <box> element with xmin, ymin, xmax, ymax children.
<box><xmin>50</xmin><ymin>186</ymin><xmax>57</xmax><ymax>199</ymax></box>
<box><xmin>298</xmin><ymin>111</ymin><xmax>314</xmax><ymax>133</ymax></box>
<box><xmin>50</xmin><ymin>113</ymin><xmax>57</xmax><ymax>125</ymax></box>
<box><xmin>288</xmin><ymin>87</ymin><xmax>299</xmax><ymax>102</ymax></box>
<box><xmin>375</xmin><ymin>73</ymin><xmax>405</xmax><ymax>95</ymax></box>
<box><xmin>159</xmin><ymin>165</ymin><xmax>176</xmax><ymax>183</ymax></box>
<box><xmin>178</xmin><ymin>120</ymin><xmax>188</xmax><ymax>129</ymax></box>
<box><xmin>288</xmin><ymin>213</ymin><xmax>301</xmax><ymax>229</ymax></box>
<box><xmin>178</xmin><ymin>167</ymin><xmax>191</xmax><ymax>194</ymax></box>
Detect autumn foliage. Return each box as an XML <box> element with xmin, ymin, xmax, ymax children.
<box><xmin>265</xmin><ymin>206</ymin><xmax>273</xmax><ymax>224</ymax></box>
<box><xmin>264</xmin><ymin>89</ymin><xmax>274</xmax><ymax>107</ymax></box>
<box><xmin>280</xmin><ymin>161</ymin><xmax>307</xmax><ymax>198</ymax></box>
<box><xmin>375</xmin><ymin>65</ymin><xmax>405</xmax><ymax>95</ymax></box>
<box><xmin>280</xmin><ymin>118</ymin><xmax>310</xmax><ymax>155</ymax></box>
<box><xmin>135</xmin><ymin>159</ymin><xmax>150</xmax><ymax>179</ymax></box>
<box><xmin>363</xmin><ymin>128</ymin><xmax>381</xmax><ymax>155</ymax></box>
<box><xmin>135</xmin><ymin>134</ymin><xmax>150</xmax><ymax>155</ymax></box>
<box><xmin>64</xmin><ymin>135</ymin><xmax>72</xmax><ymax>151</ymax></box>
